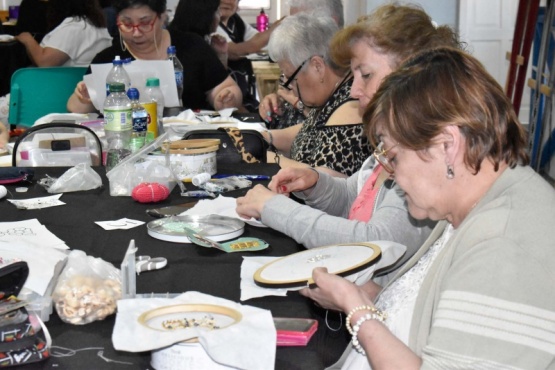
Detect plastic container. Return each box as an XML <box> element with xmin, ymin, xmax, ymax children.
<box><xmin>167</xmin><ymin>45</ymin><xmax>183</xmax><ymax>107</ymax></box>
<box><xmin>146</xmin><ymin>139</ymin><xmax>220</xmax><ymax>181</ymax></box>
<box><xmin>256</xmin><ymin>9</ymin><xmax>269</xmax><ymax>32</ymax></box>
<box><xmin>106</xmin><ymin>56</ymin><xmax>130</xmax><ymax>96</ymax></box>
<box><xmin>104</xmin><ymin>82</ymin><xmax>132</xmax><ymax>172</ymax></box>
<box><xmin>144</xmin><ymin>77</ymin><xmax>165</xmax><ymax>141</ymax></box>
<box><xmin>127</xmin><ymin>88</ymin><xmax>147</xmax><ymax>152</ymax></box>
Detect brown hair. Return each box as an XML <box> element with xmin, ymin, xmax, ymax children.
<box><xmin>364</xmin><ymin>48</ymin><xmax>529</xmax><ymax>173</ymax></box>
<box><xmin>330</xmin><ymin>4</ymin><xmax>462</xmax><ymax>70</ymax></box>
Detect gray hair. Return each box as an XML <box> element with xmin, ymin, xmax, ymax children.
<box><xmin>288</xmin><ymin>0</ymin><xmax>344</xmax><ymax>28</ymax></box>
<box><xmin>268</xmin><ymin>13</ymin><xmax>340</xmax><ymax>71</ymax></box>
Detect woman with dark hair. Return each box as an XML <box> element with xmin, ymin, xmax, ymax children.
<box><xmin>169</xmin><ymin>0</ymin><xmax>228</xmax><ymax>67</ymax></box>
<box><xmin>15</xmin><ymin>0</ymin><xmax>112</xmax><ymax>67</ymax></box>
<box><xmin>170</xmin><ymin>0</ymin><xmax>220</xmax><ymax>38</ymax></box>
<box><xmin>67</xmin><ymin>0</ymin><xmax>242</xmax><ymax>113</ymax></box>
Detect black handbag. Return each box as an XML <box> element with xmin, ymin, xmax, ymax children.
<box><xmin>182</xmin><ymin>127</ymin><xmax>268</xmax><ymax>164</ymax></box>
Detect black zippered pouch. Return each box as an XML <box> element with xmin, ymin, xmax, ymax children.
<box><xmin>0</xmin><ymin>168</ymin><xmax>34</xmax><ymax>185</ymax></box>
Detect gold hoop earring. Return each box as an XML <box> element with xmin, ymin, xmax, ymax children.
<box><xmin>119</xmin><ymin>33</ymin><xmax>126</xmax><ymax>52</ymax></box>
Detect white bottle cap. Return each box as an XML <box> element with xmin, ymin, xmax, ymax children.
<box><xmin>192</xmin><ymin>173</ymin><xmax>211</xmax><ymax>187</ymax></box>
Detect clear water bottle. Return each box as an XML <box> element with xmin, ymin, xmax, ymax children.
<box><xmin>104</xmin><ymin>82</ymin><xmax>132</xmax><ymax>172</ymax></box>
<box><xmin>144</xmin><ymin>77</ymin><xmax>165</xmax><ymax>140</ymax></box>
<box><xmin>106</xmin><ymin>56</ymin><xmax>131</xmax><ymax>96</ymax></box>
<box><xmin>167</xmin><ymin>45</ymin><xmax>183</xmax><ymax>107</ymax></box>
<box><xmin>127</xmin><ymin>88</ymin><xmax>147</xmax><ymax>153</ymax></box>
<box><xmin>256</xmin><ymin>9</ymin><xmax>269</xmax><ymax>32</ymax></box>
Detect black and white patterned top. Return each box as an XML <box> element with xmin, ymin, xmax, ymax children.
<box><xmin>289</xmin><ymin>75</ymin><xmax>371</xmax><ymax>176</ymax></box>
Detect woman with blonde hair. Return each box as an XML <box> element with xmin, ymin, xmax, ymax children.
<box><xmin>237</xmin><ymin>4</ymin><xmax>460</xmax><ymax>281</ymax></box>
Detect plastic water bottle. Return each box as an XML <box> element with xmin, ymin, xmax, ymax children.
<box><xmin>256</xmin><ymin>9</ymin><xmax>269</xmax><ymax>32</ymax></box>
<box><xmin>144</xmin><ymin>77</ymin><xmax>165</xmax><ymax>140</ymax></box>
<box><xmin>104</xmin><ymin>82</ymin><xmax>132</xmax><ymax>172</ymax></box>
<box><xmin>127</xmin><ymin>88</ymin><xmax>147</xmax><ymax>152</ymax></box>
<box><xmin>167</xmin><ymin>45</ymin><xmax>183</xmax><ymax>107</ymax></box>
<box><xmin>106</xmin><ymin>56</ymin><xmax>131</xmax><ymax>96</ymax></box>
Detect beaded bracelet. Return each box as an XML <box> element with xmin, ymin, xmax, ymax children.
<box><xmin>351</xmin><ymin>314</ymin><xmax>374</xmax><ymax>355</ymax></box>
<box><xmin>346</xmin><ymin>305</ymin><xmax>386</xmax><ymax>335</ymax></box>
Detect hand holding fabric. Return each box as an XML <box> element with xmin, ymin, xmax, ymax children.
<box><xmin>236</xmin><ymin>184</ymin><xmax>278</xmax><ymax>219</ymax></box>
<box><xmin>299</xmin><ymin>267</ymin><xmax>375</xmax><ymax>313</ymax></box>
<box><xmin>268</xmin><ymin>167</ymin><xmax>319</xmax><ymax>194</ymax></box>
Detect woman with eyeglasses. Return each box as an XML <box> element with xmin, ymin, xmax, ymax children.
<box><xmin>67</xmin><ymin>0</ymin><xmax>242</xmax><ymax>113</ymax></box>
<box><xmin>237</xmin><ymin>5</ymin><xmax>460</xmax><ymax>283</ymax></box>
<box><xmin>300</xmin><ymin>47</ymin><xmax>555</xmax><ymax>370</ymax></box>
<box><xmin>260</xmin><ymin>13</ymin><xmax>368</xmax><ymax>177</ymax></box>
<box><xmin>15</xmin><ymin>0</ymin><xmax>112</xmax><ymax>67</ymax></box>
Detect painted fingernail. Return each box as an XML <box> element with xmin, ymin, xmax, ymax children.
<box><xmin>280</xmin><ymin>186</ymin><xmax>287</xmax><ymax>192</ymax></box>
<box><xmin>266</xmin><ymin>111</ymin><xmax>271</xmax><ymax>116</ymax></box>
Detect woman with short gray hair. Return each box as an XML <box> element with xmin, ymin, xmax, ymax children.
<box><xmin>261</xmin><ymin>13</ymin><xmax>370</xmax><ymax>177</ymax></box>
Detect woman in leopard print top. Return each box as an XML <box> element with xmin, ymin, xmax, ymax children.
<box><xmin>260</xmin><ymin>13</ymin><xmax>370</xmax><ymax>177</ymax></box>
<box><xmin>290</xmin><ymin>73</ymin><xmax>369</xmax><ymax>176</ymax></box>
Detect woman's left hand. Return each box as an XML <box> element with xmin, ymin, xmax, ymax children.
<box><xmin>300</xmin><ymin>267</ymin><xmax>373</xmax><ymax>312</ymax></box>
<box><xmin>236</xmin><ymin>184</ymin><xmax>279</xmax><ymax>220</ymax></box>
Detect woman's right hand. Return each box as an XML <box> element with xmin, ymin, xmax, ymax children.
<box><xmin>258</xmin><ymin>93</ymin><xmax>282</xmax><ymax>122</ymax></box>
<box><xmin>276</xmin><ymin>87</ymin><xmax>299</xmax><ymax>108</ymax></box>
<box><xmin>268</xmin><ymin>167</ymin><xmax>319</xmax><ymax>194</ymax></box>
<box><xmin>74</xmin><ymin>81</ymin><xmax>91</xmax><ymax>105</ymax></box>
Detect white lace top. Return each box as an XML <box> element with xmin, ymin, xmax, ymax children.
<box><xmin>341</xmin><ymin>224</ymin><xmax>455</xmax><ymax>370</ymax></box>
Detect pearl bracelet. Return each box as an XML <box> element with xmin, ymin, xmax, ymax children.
<box><xmin>346</xmin><ymin>305</ymin><xmax>386</xmax><ymax>335</ymax></box>
<box><xmin>351</xmin><ymin>311</ymin><xmax>386</xmax><ymax>355</ymax></box>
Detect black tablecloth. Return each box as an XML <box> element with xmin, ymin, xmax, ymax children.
<box><xmin>1</xmin><ymin>163</ymin><xmax>349</xmax><ymax>369</ymax></box>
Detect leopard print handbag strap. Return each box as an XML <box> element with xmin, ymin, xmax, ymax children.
<box><xmin>218</xmin><ymin>127</ymin><xmax>260</xmax><ymax>163</ymax></box>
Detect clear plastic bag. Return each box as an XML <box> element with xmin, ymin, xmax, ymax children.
<box><xmin>43</xmin><ymin>163</ymin><xmax>102</xmax><ymax>193</ymax></box>
<box><xmin>52</xmin><ymin>250</ymin><xmax>121</xmax><ymax>325</ymax></box>
<box><xmin>106</xmin><ymin>129</ymin><xmax>182</xmax><ymax>196</ymax></box>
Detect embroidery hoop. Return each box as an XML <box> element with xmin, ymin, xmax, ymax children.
<box><xmin>253</xmin><ymin>243</ymin><xmax>381</xmax><ymax>289</ymax></box>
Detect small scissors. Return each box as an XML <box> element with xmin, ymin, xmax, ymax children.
<box><xmin>135</xmin><ymin>256</ymin><xmax>168</xmax><ymax>274</ymax></box>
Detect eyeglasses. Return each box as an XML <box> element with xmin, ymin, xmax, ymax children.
<box><xmin>280</xmin><ymin>56</ymin><xmax>312</xmax><ymax>91</ymax></box>
<box><xmin>373</xmin><ymin>141</ymin><xmax>397</xmax><ymax>173</ymax></box>
<box><xmin>117</xmin><ymin>16</ymin><xmax>157</xmax><ymax>33</ymax></box>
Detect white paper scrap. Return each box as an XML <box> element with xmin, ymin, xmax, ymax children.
<box><xmin>0</xmin><ymin>219</ymin><xmax>69</xmax><ymax>250</ymax></box>
<box><xmin>7</xmin><ymin>194</ymin><xmax>65</xmax><ymax>210</ymax></box>
<box><xmin>95</xmin><ymin>218</ymin><xmax>145</xmax><ymax>230</ymax></box>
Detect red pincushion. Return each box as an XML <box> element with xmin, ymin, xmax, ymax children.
<box><xmin>132</xmin><ymin>182</ymin><xmax>170</xmax><ymax>203</ymax></box>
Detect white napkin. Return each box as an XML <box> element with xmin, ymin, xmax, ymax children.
<box><xmin>113</xmin><ymin>291</ymin><xmax>276</xmax><ymax>370</ymax></box>
<box><xmin>240</xmin><ymin>240</ymin><xmax>407</xmax><ymax>301</ymax></box>
<box><xmin>0</xmin><ymin>35</ymin><xmax>15</xmax><ymax>42</ymax></box>
<box><xmin>163</xmin><ymin>109</ymin><xmax>241</xmax><ymax>126</ymax></box>
<box><xmin>180</xmin><ymin>195</ymin><xmax>265</xmax><ymax>227</ymax></box>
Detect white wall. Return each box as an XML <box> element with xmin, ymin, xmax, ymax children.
<box><xmin>366</xmin><ymin>0</ymin><xmax>458</xmax><ymax>29</ymax></box>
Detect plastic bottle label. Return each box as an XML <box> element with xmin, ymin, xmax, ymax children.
<box><xmin>142</xmin><ymin>102</ymin><xmax>158</xmax><ymax>142</ymax></box>
<box><xmin>175</xmin><ymin>70</ymin><xmax>184</xmax><ymax>88</ymax></box>
<box><xmin>104</xmin><ymin>108</ymin><xmax>132</xmax><ymax>131</ymax></box>
<box><xmin>132</xmin><ymin>114</ymin><xmax>147</xmax><ymax>132</ymax></box>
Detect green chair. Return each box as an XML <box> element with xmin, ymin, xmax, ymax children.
<box><xmin>8</xmin><ymin>67</ymin><xmax>87</xmax><ymax>128</ymax></box>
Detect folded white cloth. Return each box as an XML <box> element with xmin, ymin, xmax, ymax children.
<box><xmin>240</xmin><ymin>241</ymin><xmax>407</xmax><ymax>301</ymax></box>
<box><xmin>112</xmin><ymin>291</ymin><xmax>276</xmax><ymax>370</ymax></box>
